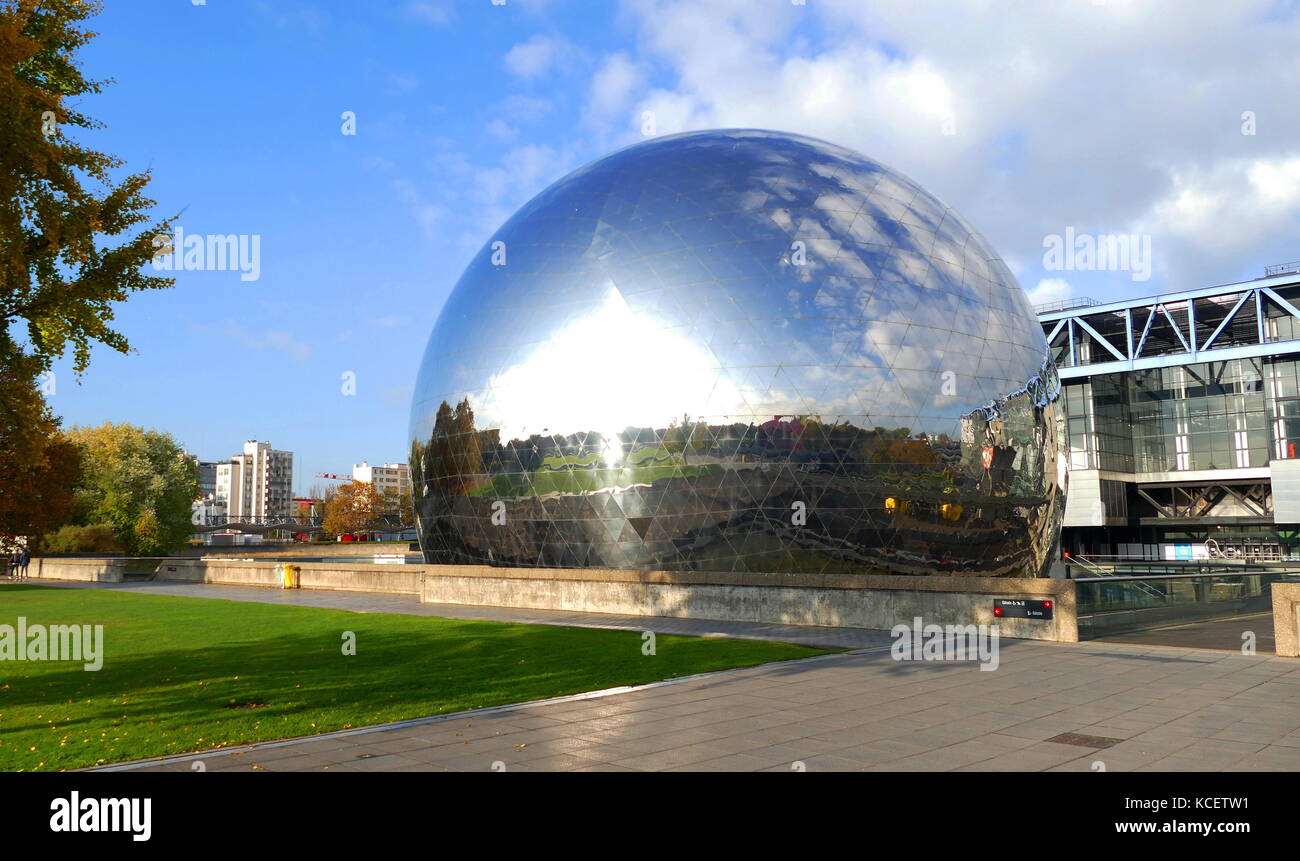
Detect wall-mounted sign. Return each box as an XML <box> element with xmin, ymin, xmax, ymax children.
<box><xmin>993</xmin><ymin>598</ymin><xmax>1053</xmax><ymax>619</ymax></box>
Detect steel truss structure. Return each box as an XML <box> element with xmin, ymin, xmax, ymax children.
<box><xmin>1039</xmin><ymin>273</ymin><xmax>1300</xmax><ymax>379</ymax></box>
<box><xmin>1133</xmin><ymin>482</ymin><xmax>1272</xmax><ymax>522</ymax></box>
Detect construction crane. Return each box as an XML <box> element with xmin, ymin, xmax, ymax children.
<box><xmin>314</xmin><ymin>472</ymin><xmax>352</xmax><ymax>482</ymax></box>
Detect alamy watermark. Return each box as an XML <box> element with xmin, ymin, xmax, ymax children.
<box><xmin>891</xmin><ymin>616</ymin><xmax>1000</xmax><ymax>671</ymax></box>
<box><xmin>0</xmin><ymin>617</ymin><xmax>103</xmax><ymax>671</ymax></box>
<box><xmin>151</xmin><ymin>227</ymin><xmax>261</xmax><ymax>282</ymax></box>
<box><xmin>50</xmin><ymin>792</ymin><xmax>150</xmax><ymax>842</ymax></box>
<box><xmin>1042</xmin><ymin>227</ymin><xmax>1151</xmax><ymax>282</ymax></box>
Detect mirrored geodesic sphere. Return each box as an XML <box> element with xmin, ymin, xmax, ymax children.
<box><xmin>410</xmin><ymin>129</ymin><xmax>1065</xmax><ymax>577</ymax></box>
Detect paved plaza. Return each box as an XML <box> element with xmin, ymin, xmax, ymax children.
<box><xmin>18</xmin><ymin>578</ymin><xmax>1300</xmax><ymax>773</ymax></box>
<box><xmin>1099</xmin><ymin>612</ymin><xmax>1276</xmax><ymax>653</ymax></box>
<box><xmin>114</xmin><ymin>643</ymin><xmax>1300</xmax><ymax>773</ymax></box>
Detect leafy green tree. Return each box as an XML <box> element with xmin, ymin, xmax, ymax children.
<box><xmin>42</xmin><ymin>522</ymin><xmax>119</xmax><ymax>553</ymax></box>
<box><xmin>0</xmin><ymin>0</ymin><xmax>174</xmax><ymax>376</ymax></box>
<box><xmin>66</xmin><ymin>422</ymin><xmax>198</xmax><ymax>555</ymax></box>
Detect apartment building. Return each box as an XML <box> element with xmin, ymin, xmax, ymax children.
<box><xmin>352</xmin><ymin>462</ymin><xmax>412</xmax><ymax>497</ymax></box>
<box><xmin>215</xmin><ymin>440</ymin><xmax>295</xmax><ymax>520</ymax></box>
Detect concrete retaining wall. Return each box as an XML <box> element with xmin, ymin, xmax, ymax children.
<box><xmin>32</xmin><ymin>556</ymin><xmax>1079</xmax><ymax>642</ymax></box>
<box><xmin>159</xmin><ymin>559</ymin><xmax>421</xmax><ymax>594</ymax></box>
<box><xmin>30</xmin><ymin>557</ymin><xmax>124</xmax><ymax>583</ymax></box>
<box><xmin>195</xmin><ymin>542</ymin><xmax>413</xmax><ymax>559</ymax></box>
<box><xmin>420</xmin><ymin>567</ymin><xmax>1078</xmax><ymax>643</ymax></box>
<box><xmin>1273</xmin><ymin>582</ymin><xmax>1300</xmax><ymax>657</ymax></box>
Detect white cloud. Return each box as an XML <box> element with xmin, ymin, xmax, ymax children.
<box><xmin>223</xmin><ymin>321</ymin><xmax>313</xmax><ymax>365</ymax></box>
<box><xmin>464</xmin><ymin>143</ymin><xmax>581</xmax><ymax>244</ymax></box>
<box><xmin>1027</xmin><ymin>278</ymin><xmax>1073</xmax><ymax>310</ymax></box>
<box><xmin>486</xmin><ymin>118</ymin><xmax>518</xmax><ymax>142</ymax></box>
<box><xmin>495</xmin><ymin>95</ymin><xmax>552</xmax><ymax>125</ymax></box>
<box><xmin>392</xmin><ymin>178</ymin><xmax>445</xmax><ymax>240</ymax></box>
<box><xmin>611</xmin><ymin>0</ymin><xmax>1300</xmax><ymax>296</ymax></box>
<box><xmin>505</xmin><ymin>35</ymin><xmax>567</xmax><ymax>79</ymax></box>
<box><xmin>388</xmin><ymin>72</ymin><xmax>420</xmax><ymax>93</ymax></box>
<box><xmin>252</xmin><ymin>0</ymin><xmax>328</xmax><ymax>35</ymax></box>
<box><xmin>404</xmin><ymin>1</ymin><xmax>452</xmax><ymax>26</ymax></box>
<box><xmin>585</xmin><ymin>53</ymin><xmax>646</xmax><ymax>129</ymax></box>
<box><xmin>1132</xmin><ymin>156</ymin><xmax>1300</xmax><ymax>258</ymax></box>
<box><xmin>406</xmin><ymin>0</ymin><xmax>1300</xmax><ymax>301</ymax></box>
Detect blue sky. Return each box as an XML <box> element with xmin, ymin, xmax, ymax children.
<box><xmin>49</xmin><ymin>0</ymin><xmax>628</xmax><ymax>492</ymax></box>
<box><xmin>36</xmin><ymin>0</ymin><xmax>1300</xmax><ymax>493</ymax></box>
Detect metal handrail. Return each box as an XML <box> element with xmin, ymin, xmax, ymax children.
<box><xmin>1075</xmin><ymin>569</ymin><xmax>1299</xmax><ymax>583</ymax></box>
<box><xmin>1077</xmin><ymin>560</ymin><xmax>1275</xmax><ymax>572</ymax></box>
<box><xmin>1264</xmin><ymin>261</ymin><xmax>1300</xmax><ymax>277</ymax></box>
<box><xmin>1071</xmin><ymin>554</ymin><xmax>1284</xmax><ymax>567</ymax></box>
<box><xmin>1068</xmin><ymin>556</ymin><xmax>1169</xmax><ymax>599</ymax></box>
<box><xmin>1068</xmin><ymin>554</ymin><xmax>1112</xmax><ymax>574</ymax></box>
<box><xmin>1072</xmin><ymin>553</ymin><xmax>1293</xmax><ymax>570</ymax></box>
<box><xmin>1035</xmin><ymin>297</ymin><xmax>1101</xmax><ymax>314</ymax></box>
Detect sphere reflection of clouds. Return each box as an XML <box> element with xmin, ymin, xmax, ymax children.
<box><xmin>410</xmin><ymin>129</ymin><xmax>1065</xmax><ymax>577</ymax></box>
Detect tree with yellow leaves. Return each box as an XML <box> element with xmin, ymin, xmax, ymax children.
<box><xmin>322</xmin><ymin>480</ymin><xmax>385</xmax><ymax>538</ymax></box>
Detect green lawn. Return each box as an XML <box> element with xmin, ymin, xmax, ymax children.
<box><xmin>0</xmin><ymin>585</ymin><xmax>827</xmax><ymax>771</ymax></box>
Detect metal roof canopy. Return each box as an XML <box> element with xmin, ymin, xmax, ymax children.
<box><xmin>1040</xmin><ymin>274</ymin><xmax>1300</xmax><ymax>379</ymax></box>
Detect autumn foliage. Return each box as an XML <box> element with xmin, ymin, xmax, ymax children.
<box><xmin>322</xmin><ymin>480</ymin><xmax>385</xmax><ymax>537</ymax></box>
<box><xmin>0</xmin><ymin>345</ymin><xmax>79</xmax><ymax>547</ymax></box>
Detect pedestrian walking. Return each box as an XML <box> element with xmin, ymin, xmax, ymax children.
<box><xmin>18</xmin><ymin>548</ymin><xmax>30</xmax><ymax>579</ymax></box>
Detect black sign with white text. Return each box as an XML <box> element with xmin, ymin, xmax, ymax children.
<box><xmin>993</xmin><ymin>598</ymin><xmax>1054</xmax><ymax>619</ymax></box>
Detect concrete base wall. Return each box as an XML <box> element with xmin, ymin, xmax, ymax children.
<box><xmin>195</xmin><ymin>542</ymin><xmax>413</xmax><ymax>559</ymax></box>
<box><xmin>159</xmin><ymin>560</ymin><xmax>421</xmax><ymax>594</ymax></box>
<box><xmin>31</xmin><ymin>556</ymin><xmax>1079</xmax><ymax>642</ymax></box>
<box><xmin>421</xmin><ymin>567</ymin><xmax>1078</xmax><ymax>643</ymax></box>
<box><xmin>1273</xmin><ymin>582</ymin><xmax>1300</xmax><ymax>657</ymax></box>
<box><xmin>30</xmin><ymin>558</ymin><xmax>124</xmax><ymax>583</ymax></box>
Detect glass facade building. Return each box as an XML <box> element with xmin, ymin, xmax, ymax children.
<box><xmin>1063</xmin><ymin>359</ymin><xmax>1272</xmax><ymax>474</ymax></box>
<box><xmin>410</xmin><ymin>129</ymin><xmax>1065</xmax><ymax>578</ymax></box>
<box><xmin>1040</xmin><ymin>273</ymin><xmax>1300</xmax><ymax>561</ymax></box>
